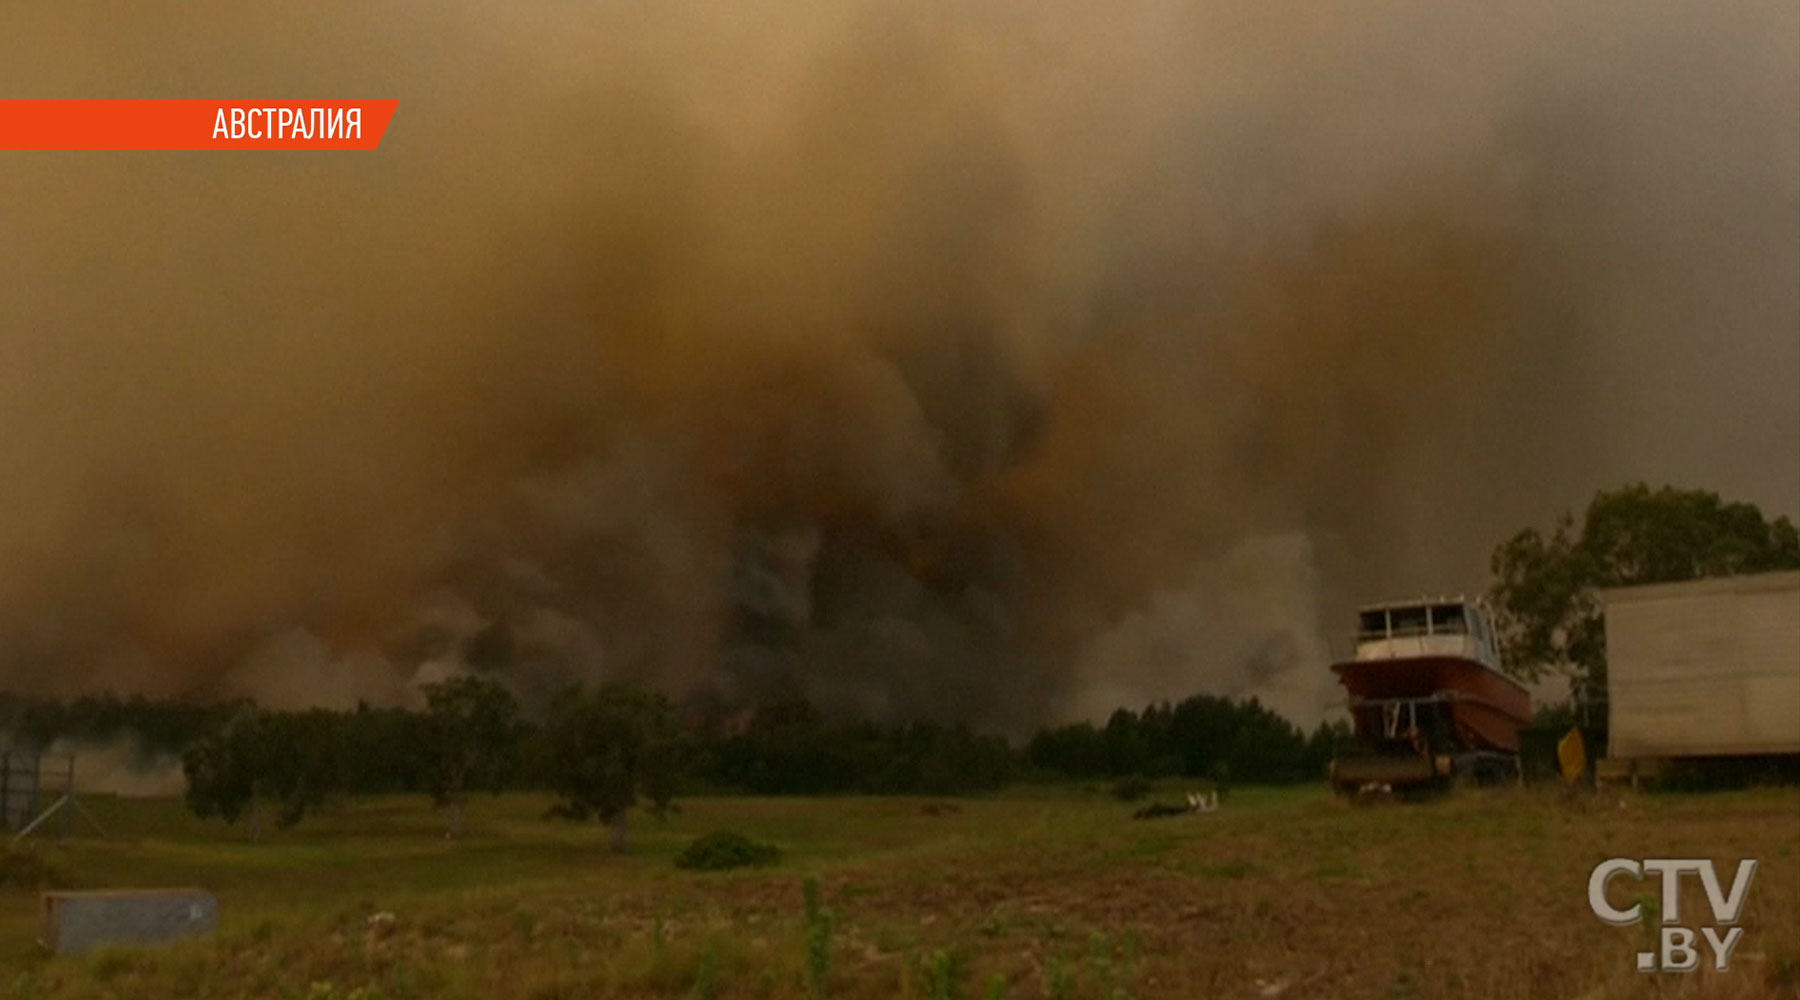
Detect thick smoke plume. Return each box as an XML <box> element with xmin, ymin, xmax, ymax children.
<box><xmin>1</xmin><ymin>0</ymin><xmax>1795</xmax><ymax>731</ymax></box>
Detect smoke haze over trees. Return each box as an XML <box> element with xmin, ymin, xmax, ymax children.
<box><xmin>0</xmin><ymin>1</ymin><xmax>1795</xmax><ymax>731</ymax></box>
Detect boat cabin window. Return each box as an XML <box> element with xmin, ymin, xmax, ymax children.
<box><xmin>1428</xmin><ymin>604</ymin><xmax>1468</xmax><ymax>635</ymax></box>
<box><xmin>1360</xmin><ymin>603</ymin><xmax>1478</xmax><ymax>640</ymax></box>
<box><xmin>1358</xmin><ymin>610</ymin><xmax>1388</xmax><ymax>638</ymax></box>
<box><xmin>1388</xmin><ymin>605</ymin><xmax>1429</xmax><ymax>636</ymax></box>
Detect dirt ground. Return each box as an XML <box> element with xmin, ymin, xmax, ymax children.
<box><xmin>2</xmin><ymin>783</ymin><xmax>1796</xmax><ymax>999</ymax></box>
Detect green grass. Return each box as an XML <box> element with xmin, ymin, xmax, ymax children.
<box><xmin>0</xmin><ymin>785</ymin><xmax>1795</xmax><ymax>998</ymax></box>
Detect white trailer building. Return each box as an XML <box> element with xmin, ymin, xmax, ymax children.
<box><xmin>1600</xmin><ymin>570</ymin><xmax>1800</xmax><ymax>764</ymax></box>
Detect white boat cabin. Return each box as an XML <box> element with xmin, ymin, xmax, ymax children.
<box><xmin>1353</xmin><ymin>597</ymin><xmax>1503</xmax><ymax>671</ymax></box>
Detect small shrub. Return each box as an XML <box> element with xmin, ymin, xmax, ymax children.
<box><xmin>675</xmin><ymin>831</ymin><xmax>783</xmax><ymax>872</ymax></box>
<box><xmin>1045</xmin><ymin>952</ymin><xmax>1075</xmax><ymax>1000</ymax></box>
<box><xmin>918</xmin><ymin>947</ymin><xmax>970</xmax><ymax>1000</ymax></box>
<box><xmin>1768</xmin><ymin>954</ymin><xmax>1798</xmax><ymax>991</ymax></box>
<box><xmin>691</xmin><ymin>940</ymin><xmax>721</xmax><ymax>999</ymax></box>
<box><xmin>12</xmin><ymin>972</ymin><xmax>44</xmax><ymax>1000</ymax></box>
<box><xmin>84</xmin><ymin>946</ymin><xmax>137</xmax><ymax>983</ymax></box>
<box><xmin>1636</xmin><ymin>892</ymin><xmax>1661</xmax><ymax>938</ymax></box>
<box><xmin>803</xmin><ymin>876</ymin><xmax>833</xmax><ymax>997</ymax></box>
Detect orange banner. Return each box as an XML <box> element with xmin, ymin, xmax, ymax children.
<box><xmin>0</xmin><ymin>101</ymin><xmax>398</xmax><ymax>150</ymax></box>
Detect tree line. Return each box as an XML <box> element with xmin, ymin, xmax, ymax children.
<box><xmin>1027</xmin><ymin>697</ymin><xmax>1352</xmax><ymax>786</ymax></box>
<box><xmin>0</xmin><ymin>681</ymin><xmax>1343</xmax><ymax>842</ymax></box>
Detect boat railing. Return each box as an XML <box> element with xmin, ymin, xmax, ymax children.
<box><xmin>1345</xmin><ymin>632</ymin><xmax>1483</xmax><ymax>659</ymax></box>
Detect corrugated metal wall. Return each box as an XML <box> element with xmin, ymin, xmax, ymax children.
<box><xmin>1603</xmin><ymin>571</ymin><xmax>1800</xmax><ymax>758</ymax></box>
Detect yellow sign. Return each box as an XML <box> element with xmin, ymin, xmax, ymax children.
<box><xmin>1558</xmin><ymin>727</ymin><xmax>1588</xmax><ymax>782</ymax></box>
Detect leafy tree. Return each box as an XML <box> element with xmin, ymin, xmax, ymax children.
<box><xmin>717</xmin><ymin>700</ymin><xmax>854</xmax><ymax>795</ymax></box>
<box><xmin>694</xmin><ymin>702</ymin><xmax>1014</xmax><ymax>796</ymax></box>
<box><xmin>181</xmin><ymin>709</ymin><xmax>259</xmax><ymax>831</ymax></box>
<box><xmin>1167</xmin><ymin>695</ymin><xmax>1237</xmax><ymax>778</ymax></box>
<box><xmin>1304</xmin><ymin>718</ymin><xmax>1355</xmax><ymax>778</ymax></box>
<box><xmin>1103</xmin><ymin>707</ymin><xmax>1150</xmax><ymax>777</ymax></box>
<box><xmin>420</xmin><ymin>674</ymin><xmax>522</xmax><ymax>838</ymax></box>
<box><xmin>339</xmin><ymin>703</ymin><xmax>433</xmax><ymax>794</ymax></box>
<box><xmin>1024</xmin><ymin>721</ymin><xmax>1106</xmax><ymax>779</ymax></box>
<box><xmin>543</xmin><ymin>683</ymin><xmax>681</xmax><ymax>852</ymax></box>
<box><xmin>1488</xmin><ymin>483</ymin><xmax>1800</xmax><ymax>693</ymax></box>
<box><xmin>182</xmin><ymin>708</ymin><xmax>340</xmax><ymax>840</ymax></box>
<box><xmin>1217</xmin><ymin>697</ymin><xmax>1310</xmax><ymax>784</ymax></box>
<box><xmin>1021</xmin><ymin>694</ymin><xmax>1313</xmax><ymax>785</ymax></box>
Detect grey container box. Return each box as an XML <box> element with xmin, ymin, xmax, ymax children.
<box><xmin>40</xmin><ymin>889</ymin><xmax>218</xmax><ymax>955</ymax></box>
<box><xmin>1601</xmin><ymin>571</ymin><xmax>1800</xmax><ymax>759</ymax></box>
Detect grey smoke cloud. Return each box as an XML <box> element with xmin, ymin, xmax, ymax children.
<box><xmin>1070</xmin><ymin>534</ymin><xmax>1335</xmax><ymax>727</ymax></box>
<box><xmin>0</xmin><ymin>0</ymin><xmax>1793</xmax><ymax>731</ymax></box>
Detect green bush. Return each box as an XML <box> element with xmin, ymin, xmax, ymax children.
<box><xmin>803</xmin><ymin>876</ymin><xmax>833</xmax><ymax>997</ymax></box>
<box><xmin>917</xmin><ymin>947</ymin><xmax>970</xmax><ymax>1000</ymax></box>
<box><xmin>675</xmin><ymin>831</ymin><xmax>783</xmax><ymax>872</ymax></box>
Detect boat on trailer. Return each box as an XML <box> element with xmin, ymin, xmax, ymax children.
<box><xmin>1328</xmin><ymin>597</ymin><xmax>1531</xmax><ymax>797</ymax></box>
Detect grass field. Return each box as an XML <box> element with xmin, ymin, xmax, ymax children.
<box><xmin>1</xmin><ymin>784</ymin><xmax>1795</xmax><ymax>999</ymax></box>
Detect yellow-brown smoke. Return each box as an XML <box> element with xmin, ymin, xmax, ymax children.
<box><xmin>1</xmin><ymin>0</ymin><xmax>1794</xmax><ymax>730</ymax></box>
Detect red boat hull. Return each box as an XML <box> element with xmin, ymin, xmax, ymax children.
<box><xmin>1332</xmin><ymin>656</ymin><xmax>1532</xmax><ymax>753</ymax></box>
